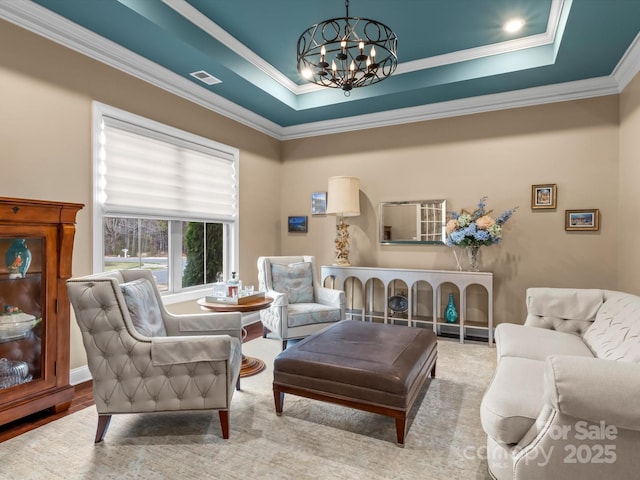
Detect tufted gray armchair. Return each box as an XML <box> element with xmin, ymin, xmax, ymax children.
<box><xmin>67</xmin><ymin>269</ymin><xmax>242</xmax><ymax>443</ymax></box>
<box><xmin>257</xmin><ymin>256</ymin><xmax>345</xmax><ymax>349</ymax></box>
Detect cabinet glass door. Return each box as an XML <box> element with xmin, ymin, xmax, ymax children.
<box><xmin>0</xmin><ymin>237</ymin><xmax>44</xmax><ymax>390</ymax></box>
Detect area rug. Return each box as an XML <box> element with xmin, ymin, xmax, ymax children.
<box><xmin>0</xmin><ymin>335</ymin><xmax>496</xmax><ymax>480</ymax></box>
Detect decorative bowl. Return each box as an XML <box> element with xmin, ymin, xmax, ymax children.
<box><xmin>0</xmin><ymin>358</ymin><xmax>32</xmax><ymax>389</ymax></box>
<box><xmin>0</xmin><ymin>313</ymin><xmax>39</xmax><ymax>342</ymax></box>
<box><xmin>388</xmin><ymin>295</ymin><xmax>408</xmax><ymax>313</ymax></box>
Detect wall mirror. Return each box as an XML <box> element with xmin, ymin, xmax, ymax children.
<box><xmin>379</xmin><ymin>200</ymin><xmax>447</xmax><ymax>244</ymax></box>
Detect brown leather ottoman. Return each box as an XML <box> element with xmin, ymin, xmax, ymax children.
<box><xmin>273</xmin><ymin>320</ymin><xmax>438</xmax><ymax>445</ymax></box>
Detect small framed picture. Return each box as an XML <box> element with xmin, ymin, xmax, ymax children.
<box><xmin>531</xmin><ymin>184</ymin><xmax>557</xmax><ymax>209</ymax></box>
<box><xmin>311</xmin><ymin>192</ymin><xmax>327</xmax><ymax>215</ymax></box>
<box><xmin>565</xmin><ymin>209</ymin><xmax>600</xmax><ymax>231</ymax></box>
<box><xmin>288</xmin><ymin>216</ymin><xmax>308</xmax><ymax>233</ymax></box>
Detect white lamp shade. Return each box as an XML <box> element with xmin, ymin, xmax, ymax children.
<box><xmin>326</xmin><ymin>176</ymin><xmax>360</xmax><ymax>217</ymax></box>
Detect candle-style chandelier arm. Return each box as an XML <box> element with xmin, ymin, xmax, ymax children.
<box><xmin>296</xmin><ymin>1</ymin><xmax>398</xmax><ymax>95</ymax></box>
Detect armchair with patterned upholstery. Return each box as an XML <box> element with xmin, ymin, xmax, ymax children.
<box><xmin>257</xmin><ymin>256</ymin><xmax>345</xmax><ymax>349</ymax></box>
<box><xmin>67</xmin><ymin>269</ymin><xmax>243</xmax><ymax>443</ymax></box>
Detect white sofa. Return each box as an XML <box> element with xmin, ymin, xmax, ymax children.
<box><xmin>480</xmin><ymin>288</ymin><xmax>640</xmax><ymax>480</ymax></box>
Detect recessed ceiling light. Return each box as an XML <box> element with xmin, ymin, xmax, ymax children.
<box><xmin>503</xmin><ymin>18</ymin><xmax>525</xmax><ymax>34</ymax></box>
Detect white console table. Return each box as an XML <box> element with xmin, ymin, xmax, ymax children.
<box><xmin>321</xmin><ymin>265</ymin><xmax>494</xmax><ymax>345</ymax></box>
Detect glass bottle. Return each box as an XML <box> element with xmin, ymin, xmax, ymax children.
<box><xmin>227</xmin><ymin>272</ymin><xmax>239</xmax><ymax>297</ymax></box>
<box><xmin>212</xmin><ymin>271</ymin><xmax>226</xmax><ymax>297</ymax></box>
<box><xmin>445</xmin><ymin>293</ymin><xmax>458</xmax><ymax>323</ymax></box>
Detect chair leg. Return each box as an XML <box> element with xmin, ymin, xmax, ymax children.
<box><xmin>218</xmin><ymin>410</ymin><xmax>230</xmax><ymax>439</ymax></box>
<box><xmin>95</xmin><ymin>414</ymin><xmax>112</xmax><ymax>443</ymax></box>
<box><xmin>282</xmin><ymin>339</ymin><xmax>288</xmax><ymax>350</ymax></box>
<box><xmin>236</xmin><ymin>375</ymin><xmax>241</xmax><ymax>391</ymax></box>
<box><xmin>262</xmin><ymin>325</ymin><xmax>269</xmax><ymax>338</ymax></box>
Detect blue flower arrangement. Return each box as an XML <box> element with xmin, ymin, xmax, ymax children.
<box><xmin>445</xmin><ymin>197</ymin><xmax>518</xmax><ymax>248</ymax></box>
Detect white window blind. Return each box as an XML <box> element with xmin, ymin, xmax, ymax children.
<box><xmin>98</xmin><ymin>117</ymin><xmax>237</xmax><ymax>222</ymax></box>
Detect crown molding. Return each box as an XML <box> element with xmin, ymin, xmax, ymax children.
<box><xmin>612</xmin><ymin>32</ymin><xmax>640</xmax><ymax>92</ymax></box>
<box><xmin>161</xmin><ymin>0</ymin><xmax>301</xmax><ymax>95</ymax></box>
<box><xmin>166</xmin><ymin>0</ymin><xmax>566</xmax><ymax>93</ymax></box>
<box><xmin>0</xmin><ymin>0</ymin><xmax>634</xmax><ymax>142</ymax></box>
<box><xmin>0</xmin><ymin>0</ymin><xmax>284</xmax><ymax>139</ymax></box>
<box><xmin>398</xmin><ymin>0</ymin><xmax>566</xmax><ymax>75</ymax></box>
<box><xmin>279</xmin><ymin>76</ymin><xmax>620</xmax><ymax>140</ymax></box>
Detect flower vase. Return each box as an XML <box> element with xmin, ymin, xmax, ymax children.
<box><xmin>5</xmin><ymin>239</ymin><xmax>32</xmax><ymax>279</ymax></box>
<box><xmin>445</xmin><ymin>293</ymin><xmax>458</xmax><ymax>323</ymax></box>
<box><xmin>467</xmin><ymin>246</ymin><xmax>480</xmax><ymax>272</ymax></box>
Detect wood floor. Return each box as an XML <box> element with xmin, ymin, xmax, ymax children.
<box><xmin>0</xmin><ymin>321</ymin><xmax>265</xmax><ymax>443</ymax></box>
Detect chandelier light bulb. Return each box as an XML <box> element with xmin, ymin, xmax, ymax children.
<box><xmin>296</xmin><ymin>0</ymin><xmax>397</xmax><ymax>94</ymax></box>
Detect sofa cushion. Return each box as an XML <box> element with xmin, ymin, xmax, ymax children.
<box><xmin>582</xmin><ymin>293</ymin><xmax>640</xmax><ymax>363</ymax></box>
<box><xmin>120</xmin><ymin>278</ymin><xmax>166</xmax><ymax>337</ymax></box>
<box><xmin>271</xmin><ymin>262</ymin><xmax>314</xmax><ymax>304</ymax></box>
<box><xmin>496</xmin><ymin>323</ymin><xmax>595</xmax><ymax>362</ymax></box>
<box><xmin>480</xmin><ymin>357</ymin><xmax>545</xmax><ymax>445</ymax></box>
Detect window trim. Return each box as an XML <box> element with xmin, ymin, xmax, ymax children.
<box><xmin>92</xmin><ymin>102</ymin><xmax>239</xmax><ymax>303</ymax></box>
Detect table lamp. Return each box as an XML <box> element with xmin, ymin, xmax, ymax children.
<box><xmin>326</xmin><ymin>176</ymin><xmax>360</xmax><ymax>266</ymax></box>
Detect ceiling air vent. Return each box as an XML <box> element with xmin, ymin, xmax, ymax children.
<box><xmin>190</xmin><ymin>70</ymin><xmax>222</xmax><ymax>86</ymax></box>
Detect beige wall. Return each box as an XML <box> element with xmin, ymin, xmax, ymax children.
<box><xmin>1</xmin><ymin>19</ymin><xmax>637</xmax><ymax>369</ymax></box>
<box><xmin>0</xmin><ymin>21</ymin><xmax>281</xmax><ymax>368</ymax></box>
<box><xmin>281</xmin><ymin>97</ymin><xmax>621</xmax><ymax>325</ymax></box>
<box><xmin>619</xmin><ymin>73</ymin><xmax>640</xmax><ymax>294</ymax></box>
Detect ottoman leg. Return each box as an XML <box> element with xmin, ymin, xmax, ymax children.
<box><xmin>274</xmin><ymin>389</ymin><xmax>284</xmax><ymax>415</ymax></box>
<box><xmin>395</xmin><ymin>414</ymin><xmax>407</xmax><ymax>447</ymax></box>
<box><xmin>431</xmin><ymin>360</ymin><xmax>437</xmax><ymax>378</ymax></box>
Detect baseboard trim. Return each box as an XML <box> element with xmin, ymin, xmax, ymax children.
<box><xmin>70</xmin><ymin>365</ymin><xmax>92</xmax><ymax>386</ymax></box>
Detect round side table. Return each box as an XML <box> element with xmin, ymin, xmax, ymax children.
<box><xmin>197</xmin><ymin>296</ymin><xmax>273</xmax><ymax>377</ymax></box>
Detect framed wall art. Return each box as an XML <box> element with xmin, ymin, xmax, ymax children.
<box><xmin>288</xmin><ymin>216</ymin><xmax>308</xmax><ymax>233</ymax></box>
<box><xmin>531</xmin><ymin>184</ymin><xmax>557</xmax><ymax>209</ymax></box>
<box><xmin>565</xmin><ymin>209</ymin><xmax>600</xmax><ymax>231</ymax></box>
<box><xmin>311</xmin><ymin>192</ymin><xmax>327</xmax><ymax>215</ymax></box>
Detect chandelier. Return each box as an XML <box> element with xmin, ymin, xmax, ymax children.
<box><xmin>297</xmin><ymin>0</ymin><xmax>398</xmax><ymax>96</ymax></box>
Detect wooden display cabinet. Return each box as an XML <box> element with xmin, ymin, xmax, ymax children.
<box><xmin>0</xmin><ymin>197</ymin><xmax>83</xmax><ymax>426</ymax></box>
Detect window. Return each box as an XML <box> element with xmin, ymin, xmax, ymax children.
<box><xmin>93</xmin><ymin>102</ymin><xmax>239</xmax><ymax>301</ymax></box>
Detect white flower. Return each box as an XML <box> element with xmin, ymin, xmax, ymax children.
<box><xmin>457</xmin><ymin>213</ymin><xmax>472</xmax><ymax>227</ymax></box>
<box><xmin>488</xmin><ymin>224</ymin><xmax>502</xmax><ymax>238</ymax></box>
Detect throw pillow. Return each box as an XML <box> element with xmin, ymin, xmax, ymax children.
<box><xmin>120</xmin><ymin>278</ymin><xmax>167</xmax><ymax>337</ymax></box>
<box><xmin>271</xmin><ymin>262</ymin><xmax>314</xmax><ymax>304</ymax></box>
